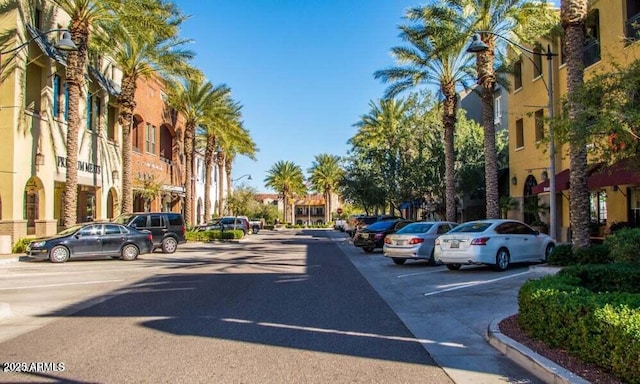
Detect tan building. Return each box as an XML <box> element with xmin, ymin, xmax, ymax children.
<box><xmin>508</xmin><ymin>0</ymin><xmax>640</xmax><ymax>241</ymax></box>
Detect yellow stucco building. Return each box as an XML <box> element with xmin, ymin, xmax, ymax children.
<box><xmin>508</xmin><ymin>0</ymin><xmax>640</xmax><ymax>242</ymax></box>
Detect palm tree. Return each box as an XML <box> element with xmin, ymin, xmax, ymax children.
<box><xmin>95</xmin><ymin>0</ymin><xmax>194</xmax><ymax>215</ymax></box>
<box><xmin>374</xmin><ymin>5</ymin><xmax>474</xmax><ymax>222</ymax></box>
<box><xmin>52</xmin><ymin>0</ymin><xmax>111</xmax><ymax>228</ymax></box>
<box><xmin>308</xmin><ymin>154</ymin><xmax>343</xmax><ymax>223</ymax></box>
<box><xmin>562</xmin><ymin>0</ymin><xmax>590</xmax><ymax>248</ymax></box>
<box><xmin>264</xmin><ymin>161</ymin><xmax>306</xmax><ymax>224</ymax></box>
<box><xmin>167</xmin><ymin>72</ymin><xmax>230</xmax><ymax>226</ymax></box>
<box><xmin>441</xmin><ymin>0</ymin><xmax>557</xmax><ymax>219</ymax></box>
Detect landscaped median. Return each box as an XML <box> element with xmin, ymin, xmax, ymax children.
<box><xmin>518</xmin><ymin>262</ymin><xmax>640</xmax><ymax>383</ymax></box>
<box><xmin>186</xmin><ymin>229</ymin><xmax>245</xmax><ymax>242</ymax></box>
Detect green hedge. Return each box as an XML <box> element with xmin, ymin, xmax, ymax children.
<box><xmin>185</xmin><ymin>230</ymin><xmax>244</xmax><ymax>241</ymax></box>
<box><xmin>12</xmin><ymin>237</ymin><xmax>31</xmax><ymax>253</ymax></box>
<box><xmin>518</xmin><ymin>264</ymin><xmax>640</xmax><ymax>383</ymax></box>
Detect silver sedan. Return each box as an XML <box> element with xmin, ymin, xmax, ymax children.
<box><xmin>383</xmin><ymin>221</ymin><xmax>458</xmax><ymax>265</ymax></box>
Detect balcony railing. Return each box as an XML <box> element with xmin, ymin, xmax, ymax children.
<box><xmin>626</xmin><ymin>12</ymin><xmax>640</xmax><ymax>41</ymax></box>
<box><xmin>583</xmin><ymin>38</ymin><xmax>601</xmax><ymax>68</ymax></box>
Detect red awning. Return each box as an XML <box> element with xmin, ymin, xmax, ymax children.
<box><xmin>588</xmin><ymin>157</ymin><xmax>640</xmax><ymax>189</ymax></box>
<box><xmin>531</xmin><ymin>169</ymin><xmax>571</xmax><ymax>194</ymax></box>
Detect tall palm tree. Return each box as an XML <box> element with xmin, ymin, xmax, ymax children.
<box><xmin>308</xmin><ymin>154</ymin><xmax>343</xmax><ymax>223</ymax></box>
<box><xmin>52</xmin><ymin>0</ymin><xmax>111</xmax><ymax>228</ymax></box>
<box><xmin>442</xmin><ymin>0</ymin><xmax>557</xmax><ymax>219</ymax></box>
<box><xmin>374</xmin><ymin>4</ymin><xmax>475</xmax><ymax>222</ymax></box>
<box><xmin>95</xmin><ymin>0</ymin><xmax>194</xmax><ymax>215</ymax></box>
<box><xmin>167</xmin><ymin>73</ymin><xmax>230</xmax><ymax>226</ymax></box>
<box><xmin>562</xmin><ymin>0</ymin><xmax>590</xmax><ymax>248</ymax></box>
<box><xmin>264</xmin><ymin>161</ymin><xmax>306</xmax><ymax>224</ymax></box>
<box><xmin>215</xmin><ymin>148</ymin><xmax>226</xmax><ymax>216</ymax></box>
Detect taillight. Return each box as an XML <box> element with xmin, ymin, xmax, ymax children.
<box><xmin>471</xmin><ymin>237</ymin><xmax>490</xmax><ymax>245</ymax></box>
<box><xmin>182</xmin><ymin>225</ymin><xmax>186</xmax><ymax>235</ymax></box>
<box><xmin>147</xmin><ymin>233</ymin><xmax>153</xmax><ymax>241</ymax></box>
<box><xmin>384</xmin><ymin>237</ymin><xmax>391</xmax><ymax>244</ymax></box>
<box><xmin>409</xmin><ymin>238</ymin><xmax>424</xmax><ymax>245</ymax></box>
<box><xmin>435</xmin><ymin>238</ymin><xmax>440</xmax><ymax>246</ymax></box>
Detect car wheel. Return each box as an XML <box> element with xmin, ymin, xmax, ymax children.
<box><xmin>121</xmin><ymin>244</ymin><xmax>139</xmax><ymax>261</ymax></box>
<box><xmin>494</xmin><ymin>248</ymin><xmax>510</xmax><ymax>271</ymax></box>
<box><xmin>446</xmin><ymin>263</ymin><xmax>461</xmax><ymax>271</ymax></box>
<box><xmin>544</xmin><ymin>243</ymin><xmax>555</xmax><ymax>262</ymax></box>
<box><xmin>49</xmin><ymin>245</ymin><xmax>70</xmax><ymax>263</ymax></box>
<box><xmin>161</xmin><ymin>237</ymin><xmax>178</xmax><ymax>254</ymax></box>
<box><xmin>363</xmin><ymin>247</ymin><xmax>374</xmax><ymax>253</ymax></box>
<box><xmin>392</xmin><ymin>258</ymin><xmax>406</xmax><ymax>265</ymax></box>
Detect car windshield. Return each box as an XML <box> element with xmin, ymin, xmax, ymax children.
<box><xmin>57</xmin><ymin>224</ymin><xmax>85</xmax><ymax>236</ymax></box>
<box><xmin>112</xmin><ymin>214</ymin><xmax>134</xmax><ymax>225</ymax></box>
<box><xmin>448</xmin><ymin>222</ymin><xmax>492</xmax><ymax>233</ymax></box>
<box><xmin>396</xmin><ymin>223</ymin><xmax>433</xmax><ymax>234</ymax></box>
<box><xmin>365</xmin><ymin>221</ymin><xmax>395</xmax><ymax>231</ymax></box>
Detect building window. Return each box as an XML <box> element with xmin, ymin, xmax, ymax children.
<box><xmin>533</xmin><ymin>44</ymin><xmax>543</xmax><ymax>78</ymax></box>
<box><xmin>132</xmin><ymin>117</ymin><xmax>142</xmax><ymax>152</ymax></box>
<box><xmin>515</xmin><ymin>118</ymin><xmax>524</xmax><ymax>148</ymax></box>
<box><xmin>86</xmin><ymin>93</ymin><xmax>100</xmax><ymax>132</ymax></box>
<box><xmin>494</xmin><ymin>95</ymin><xmax>502</xmax><ymax>125</ymax></box>
<box><xmin>625</xmin><ymin>0</ymin><xmax>640</xmax><ymax>41</ymax></box>
<box><xmin>513</xmin><ymin>59</ymin><xmax>522</xmax><ymax>90</ymax></box>
<box><xmin>52</xmin><ymin>74</ymin><xmax>61</xmax><ymax>118</ymax></box>
<box><xmin>584</xmin><ymin>9</ymin><xmax>601</xmax><ymax>67</ymax></box>
<box><xmin>145</xmin><ymin>123</ymin><xmax>156</xmax><ymax>154</ymax></box>
<box><xmin>535</xmin><ymin>109</ymin><xmax>545</xmax><ymax>142</ymax></box>
<box><xmin>107</xmin><ymin>105</ymin><xmax>116</xmax><ymax>141</ymax></box>
<box><xmin>590</xmin><ymin>190</ymin><xmax>607</xmax><ymax>225</ymax></box>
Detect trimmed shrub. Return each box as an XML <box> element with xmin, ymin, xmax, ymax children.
<box><xmin>605</xmin><ymin>228</ymin><xmax>640</xmax><ymax>264</ymax></box>
<box><xmin>559</xmin><ymin>263</ymin><xmax>640</xmax><ymax>293</ymax></box>
<box><xmin>547</xmin><ymin>243</ymin><xmax>576</xmax><ymax>266</ymax></box>
<box><xmin>185</xmin><ymin>229</ymin><xmax>244</xmax><ymax>241</ymax></box>
<box><xmin>12</xmin><ymin>238</ymin><xmax>31</xmax><ymax>254</ymax></box>
<box><xmin>574</xmin><ymin>244</ymin><xmax>612</xmax><ymax>265</ymax></box>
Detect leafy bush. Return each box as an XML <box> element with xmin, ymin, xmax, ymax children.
<box><xmin>185</xmin><ymin>229</ymin><xmax>244</xmax><ymax>241</ymax></box>
<box><xmin>12</xmin><ymin>237</ymin><xmax>31</xmax><ymax>253</ymax></box>
<box><xmin>547</xmin><ymin>243</ymin><xmax>576</xmax><ymax>266</ymax></box>
<box><xmin>605</xmin><ymin>228</ymin><xmax>640</xmax><ymax>264</ymax></box>
<box><xmin>559</xmin><ymin>263</ymin><xmax>640</xmax><ymax>293</ymax></box>
<box><xmin>574</xmin><ymin>244</ymin><xmax>612</xmax><ymax>265</ymax></box>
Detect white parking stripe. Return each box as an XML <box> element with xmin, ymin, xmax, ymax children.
<box><xmin>0</xmin><ymin>279</ymin><xmax>124</xmax><ymax>290</ymax></box>
<box><xmin>397</xmin><ymin>268</ymin><xmax>444</xmax><ymax>279</ymax></box>
<box><xmin>423</xmin><ymin>271</ymin><xmax>531</xmax><ymax>296</ymax></box>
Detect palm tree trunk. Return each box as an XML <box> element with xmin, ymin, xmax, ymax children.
<box><xmin>477</xmin><ymin>39</ymin><xmax>499</xmax><ymax>219</ymax></box>
<box><xmin>204</xmin><ymin>135</ymin><xmax>216</xmax><ymax>223</ymax></box>
<box><xmin>183</xmin><ymin>124</ymin><xmax>195</xmax><ymax>226</ymax></box>
<box><xmin>563</xmin><ymin>0</ymin><xmax>590</xmax><ymax>248</ymax></box>
<box><xmin>216</xmin><ymin>151</ymin><xmax>225</xmax><ymax>216</ymax></box>
<box><xmin>225</xmin><ymin>158</ymin><xmax>232</xmax><ymax>212</ymax></box>
<box><xmin>62</xmin><ymin>27</ymin><xmax>89</xmax><ymax>228</ymax></box>
<box><xmin>442</xmin><ymin>83</ymin><xmax>457</xmax><ymax>223</ymax></box>
<box><xmin>118</xmin><ymin>75</ymin><xmax>137</xmax><ymax>214</ymax></box>
<box><xmin>325</xmin><ymin>187</ymin><xmax>331</xmax><ymax>223</ymax></box>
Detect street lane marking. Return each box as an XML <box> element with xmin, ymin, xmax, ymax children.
<box><xmin>397</xmin><ymin>268</ymin><xmax>444</xmax><ymax>279</ymax></box>
<box><xmin>423</xmin><ymin>271</ymin><xmax>531</xmax><ymax>297</ymax></box>
<box><xmin>0</xmin><ymin>279</ymin><xmax>124</xmax><ymax>290</ymax></box>
<box><xmin>221</xmin><ymin>317</ymin><xmax>465</xmax><ymax>348</ymax></box>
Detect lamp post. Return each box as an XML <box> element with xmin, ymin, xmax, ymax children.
<box><xmin>231</xmin><ymin>173</ymin><xmax>252</xmax><ymax>183</ymax></box>
<box><xmin>0</xmin><ymin>29</ymin><xmax>77</xmax><ymax>75</ymax></box>
<box><xmin>467</xmin><ymin>32</ymin><xmax>558</xmax><ymax>241</ymax></box>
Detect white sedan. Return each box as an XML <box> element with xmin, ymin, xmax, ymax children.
<box><xmin>383</xmin><ymin>221</ymin><xmax>458</xmax><ymax>265</ymax></box>
<box><xmin>434</xmin><ymin>219</ymin><xmax>555</xmax><ymax>271</ymax></box>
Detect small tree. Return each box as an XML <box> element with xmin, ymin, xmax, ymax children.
<box><xmin>133</xmin><ymin>174</ymin><xmax>162</xmax><ymax>211</ymax></box>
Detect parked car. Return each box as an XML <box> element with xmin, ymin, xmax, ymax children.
<box><xmin>334</xmin><ymin>218</ymin><xmax>347</xmax><ymax>231</ymax></box>
<box><xmin>209</xmin><ymin>216</ymin><xmax>250</xmax><ymax>235</ymax></box>
<box><xmin>383</xmin><ymin>221</ymin><xmax>458</xmax><ymax>265</ymax></box>
<box><xmin>353</xmin><ymin>219</ymin><xmax>413</xmax><ymax>253</ymax></box>
<box><xmin>26</xmin><ymin>223</ymin><xmax>153</xmax><ymax>263</ymax></box>
<box><xmin>249</xmin><ymin>218</ymin><xmax>262</xmax><ymax>234</ymax></box>
<box><xmin>434</xmin><ymin>219</ymin><xmax>555</xmax><ymax>271</ymax></box>
<box><xmin>346</xmin><ymin>214</ymin><xmax>401</xmax><ymax>237</ymax></box>
<box><xmin>113</xmin><ymin>212</ymin><xmax>186</xmax><ymax>254</ymax></box>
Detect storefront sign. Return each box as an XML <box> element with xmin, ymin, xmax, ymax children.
<box><xmin>56</xmin><ymin>156</ymin><xmax>101</xmax><ymax>175</ymax></box>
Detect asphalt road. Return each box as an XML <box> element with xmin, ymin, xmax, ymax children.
<box><xmin>0</xmin><ymin>230</ymin><xmax>458</xmax><ymax>383</ymax></box>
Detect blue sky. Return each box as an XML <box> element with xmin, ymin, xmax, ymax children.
<box><xmin>176</xmin><ymin>0</ymin><xmax>560</xmax><ymax>193</ymax></box>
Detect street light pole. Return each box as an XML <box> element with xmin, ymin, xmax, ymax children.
<box><xmin>0</xmin><ymin>29</ymin><xmax>76</xmax><ymax>75</ymax></box>
<box><xmin>467</xmin><ymin>33</ymin><xmax>558</xmax><ymax>240</ymax></box>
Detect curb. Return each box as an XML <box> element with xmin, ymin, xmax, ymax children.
<box><xmin>487</xmin><ymin>317</ymin><xmax>589</xmax><ymax>384</ymax></box>
<box><xmin>0</xmin><ymin>256</ymin><xmax>21</xmax><ymax>265</ymax></box>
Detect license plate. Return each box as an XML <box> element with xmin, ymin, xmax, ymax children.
<box><xmin>450</xmin><ymin>240</ymin><xmax>459</xmax><ymax>248</ymax></box>
<box><xmin>361</xmin><ymin>234</ymin><xmax>368</xmax><ymax>239</ymax></box>
<box><xmin>397</xmin><ymin>240</ymin><xmax>406</xmax><ymax>246</ymax></box>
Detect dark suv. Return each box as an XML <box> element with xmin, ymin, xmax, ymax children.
<box><xmin>113</xmin><ymin>212</ymin><xmax>186</xmax><ymax>253</ymax></box>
